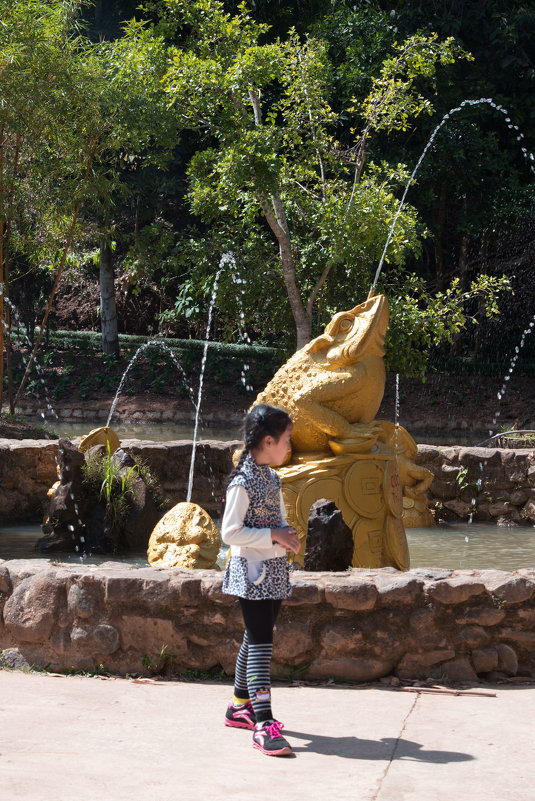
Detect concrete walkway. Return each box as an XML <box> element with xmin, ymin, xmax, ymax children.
<box><xmin>0</xmin><ymin>669</ymin><xmax>533</xmax><ymax>801</ymax></box>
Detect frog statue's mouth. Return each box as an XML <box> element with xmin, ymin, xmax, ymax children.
<box><xmin>304</xmin><ymin>293</ymin><xmax>389</xmax><ymax>367</ymax></box>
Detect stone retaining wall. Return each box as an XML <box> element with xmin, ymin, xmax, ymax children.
<box><xmin>1</xmin><ymin>561</ymin><xmax>534</xmax><ymax>682</ymax></box>
<box><xmin>416</xmin><ymin>445</ymin><xmax>535</xmax><ymax>525</ymax></box>
<box><xmin>0</xmin><ymin>438</ymin><xmax>241</xmax><ymax>521</ymax></box>
<box><xmin>3</xmin><ymin>439</ymin><xmax>535</xmax><ymax>526</ymax></box>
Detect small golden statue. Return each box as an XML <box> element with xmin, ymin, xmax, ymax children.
<box><xmin>147</xmin><ymin>501</ymin><xmax>220</xmax><ymax>570</ymax></box>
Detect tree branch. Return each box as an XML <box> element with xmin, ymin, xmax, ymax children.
<box><xmin>306</xmin><ymin>261</ymin><xmax>333</xmax><ymax>317</ymax></box>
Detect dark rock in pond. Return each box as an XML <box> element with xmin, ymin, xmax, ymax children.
<box><xmin>123</xmin><ymin>478</ymin><xmax>165</xmax><ymax>550</ymax></box>
<box><xmin>304</xmin><ymin>499</ymin><xmax>353</xmax><ymax>572</ymax></box>
<box><xmin>37</xmin><ymin>439</ymin><xmax>90</xmax><ymax>552</ymax></box>
<box><xmin>84</xmin><ymin>503</ymin><xmax>108</xmax><ymax>552</ymax></box>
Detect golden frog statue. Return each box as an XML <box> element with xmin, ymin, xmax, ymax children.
<box><xmin>254</xmin><ymin>294</ymin><xmax>434</xmax><ymax>570</ymax></box>
<box><xmin>256</xmin><ymin>294</ymin><xmax>388</xmax><ymax>455</ymax></box>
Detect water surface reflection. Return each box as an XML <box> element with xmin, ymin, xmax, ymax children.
<box><xmin>1</xmin><ymin>522</ymin><xmax>534</xmax><ymax>572</ymax></box>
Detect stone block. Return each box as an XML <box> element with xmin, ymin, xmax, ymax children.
<box><xmin>307</xmin><ymin>656</ymin><xmax>394</xmax><ymax>682</ymax></box>
<box><xmin>483</xmin><ymin>573</ymin><xmax>535</xmax><ymax>605</ymax></box>
<box><xmin>471</xmin><ymin>648</ymin><xmax>498</xmax><ymax>674</ymax></box>
<box><xmin>120</xmin><ymin>615</ymin><xmax>185</xmax><ymax>657</ymax></box>
<box><xmin>274</xmin><ymin>622</ymin><xmax>314</xmax><ymax>660</ymax></box>
<box><xmin>374</xmin><ymin>574</ymin><xmax>424</xmax><ymax>606</ymax></box>
<box><xmin>509</xmin><ymin>489</ymin><xmax>529</xmax><ymax>506</ymax></box>
<box><xmin>67</xmin><ymin>584</ymin><xmax>97</xmax><ymax>619</ymax></box>
<box><xmin>441</xmin><ymin>657</ymin><xmax>479</xmax><ymax>684</ymax></box>
<box><xmin>396</xmin><ymin>649</ymin><xmax>456</xmax><ymax>679</ymax></box>
<box><xmin>324</xmin><ymin>579</ymin><xmax>378</xmax><ymax>611</ymax></box>
<box><xmin>200</xmin><ymin>574</ymin><xmax>235</xmax><ymax>606</ymax></box>
<box><xmin>426</xmin><ymin>577</ymin><xmax>486</xmax><ymax>605</ymax></box>
<box><xmin>320</xmin><ymin>622</ymin><xmax>364</xmax><ymax>656</ymax></box>
<box><xmin>409</xmin><ymin>608</ymin><xmax>437</xmax><ymax>631</ymax></box>
<box><xmin>93</xmin><ymin>624</ymin><xmax>120</xmax><ymax>654</ymax></box>
<box><xmin>286</xmin><ymin>577</ymin><xmax>325</xmax><ymax>606</ymax></box>
<box><xmin>410</xmin><ymin>569</ymin><xmax>452</xmax><ymax>581</ymax></box>
<box><xmin>455</xmin><ymin>626</ymin><xmax>490</xmax><ymax>650</ymax></box>
<box><xmin>428</xmin><ymin>480</ymin><xmax>458</xmax><ymax>501</ymax></box>
<box><xmin>497</xmin><ymin>644</ymin><xmax>518</xmax><ymax>675</ymax></box>
<box><xmin>71</xmin><ymin>624</ymin><xmax>120</xmax><ymax>655</ymax></box>
<box><xmin>513</xmin><ymin>608</ymin><xmax>535</xmax><ymax>626</ymax></box>
<box><xmin>520</xmin><ymin>500</ymin><xmax>535</xmax><ymax>522</ymax></box>
<box><xmin>3</xmin><ymin>573</ymin><xmax>63</xmax><ymax>643</ymax></box>
<box><xmin>0</xmin><ymin>648</ymin><xmax>31</xmax><ymax>670</ymax></box>
<box><xmin>414</xmin><ymin>444</ymin><xmax>443</xmax><ymax>464</ymax></box>
<box><xmin>441</xmin><ymin>500</ymin><xmax>472</xmax><ymax>519</ymax></box>
<box><xmin>0</xmin><ymin>565</ymin><xmax>11</xmax><ymax>595</ymax></box>
<box><xmin>456</xmin><ymin>607</ymin><xmax>505</xmax><ymax>626</ymax></box>
<box><xmin>104</xmin><ymin>571</ymin><xmax>147</xmax><ymax>608</ymax></box>
<box><xmin>488</xmin><ymin>502</ymin><xmax>520</xmax><ymax>522</ymax></box>
<box><xmin>498</xmin><ymin>629</ymin><xmax>535</xmax><ymax>651</ymax></box>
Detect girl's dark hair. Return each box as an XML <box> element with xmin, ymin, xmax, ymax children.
<box><xmin>224</xmin><ymin>404</ymin><xmax>292</xmax><ymax>493</ymax></box>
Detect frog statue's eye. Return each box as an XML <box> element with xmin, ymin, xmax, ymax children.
<box><xmin>337</xmin><ymin>317</ymin><xmax>354</xmax><ymax>332</ymax></box>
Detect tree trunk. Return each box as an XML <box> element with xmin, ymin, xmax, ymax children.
<box><xmin>99</xmin><ymin>237</ymin><xmax>119</xmax><ymax>357</ymax></box>
<box><xmin>451</xmin><ymin>198</ymin><xmax>470</xmax><ymax>356</ymax></box>
<box><xmin>434</xmin><ymin>182</ymin><xmax>447</xmax><ymax>292</ymax></box>
<box><xmin>473</xmin><ymin>231</ymin><xmax>489</xmax><ymax>356</ymax></box>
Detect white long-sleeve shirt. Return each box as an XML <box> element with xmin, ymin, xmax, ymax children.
<box><xmin>221</xmin><ymin>484</ymin><xmax>288</xmax><ymax>581</ymax></box>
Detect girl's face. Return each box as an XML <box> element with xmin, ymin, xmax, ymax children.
<box><xmin>255</xmin><ymin>424</ymin><xmax>293</xmax><ymax>466</ymax></box>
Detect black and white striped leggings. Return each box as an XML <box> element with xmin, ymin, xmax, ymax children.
<box><xmin>234</xmin><ymin>598</ymin><xmax>282</xmax><ymax>724</ymax></box>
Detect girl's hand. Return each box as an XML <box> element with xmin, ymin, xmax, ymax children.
<box><xmin>271</xmin><ymin>526</ymin><xmax>301</xmax><ymax>554</ymax></box>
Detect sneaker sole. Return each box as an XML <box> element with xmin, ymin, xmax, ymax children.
<box><xmin>252</xmin><ymin>742</ymin><xmax>292</xmax><ymax>757</ymax></box>
<box><xmin>224</xmin><ymin>718</ymin><xmax>255</xmax><ymax>730</ymax></box>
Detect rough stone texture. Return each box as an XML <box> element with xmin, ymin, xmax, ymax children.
<box><xmin>415</xmin><ymin>445</ymin><xmax>535</xmax><ymax>524</ymax></box>
<box><xmin>496</xmin><ymin>643</ymin><xmax>519</xmax><ymax>675</ymax></box>
<box><xmin>0</xmin><ymin>647</ymin><xmax>31</xmax><ymax>670</ymax></box>
<box><xmin>323</xmin><ymin>578</ymin><xmax>378</xmax><ymax>611</ymax></box>
<box><xmin>397</xmin><ymin>649</ymin><xmax>456</xmax><ymax>679</ymax></box>
<box><xmin>426</xmin><ymin>576</ymin><xmax>486</xmax><ymax>605</ymax></box>
<box><xmin>0</xmin><ymin>439</ymin><xmax>58</xmax><ymax>522</ymax></box>
<box><xmin>482</xmin><ymin>572</ymin><xmax>535</xmax><ymax>605</ymax></box>
<box><xmin>471</xmin><ymin>648</ymin><xmax>498</xmax><ymax>674</ymax></box>
<box><xmin>1</xmin><ymin>563</ymin><xmax>535</xmax><ymax>681</ymax></box>
<box><xmin>3</xmin><ymin>572</ymin><xmax>63</xmax><ymax>643</ymax></box>
<box><xmin>441</xmin><ymin>657</ymin><xmax>479</xmax><ymax>683</ymax></box>
<box><xmin>0</xmin><ymin>438</ymin><xmax>240</xmax><ymax>523</ymax></box>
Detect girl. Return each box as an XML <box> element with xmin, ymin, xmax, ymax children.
<box><xmin>221</xmin><ymin>404</ymin><xmax>301</xmax><ymax>757</ymax></box>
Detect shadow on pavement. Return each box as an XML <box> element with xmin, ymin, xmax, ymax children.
<box><xmin>284</xmin><ymin>731</ymin><xmax>474</xmax><ymax>763</ymax></box>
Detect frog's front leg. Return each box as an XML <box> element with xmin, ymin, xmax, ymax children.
<box><xmin>293</xmin><ymin>366</ymin><xmax>366</xmax><ymax>439</ymax></box>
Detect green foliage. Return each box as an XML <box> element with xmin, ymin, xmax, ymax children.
<box><xmin>141</xmin><ymin>643</ymin><xmax>176</xmax><ymax>675</ymax></box>
<box><xmin>82</xmin><ymin>443</ymin><xmax>139</xmax><ymax>532</ymax></box>
<box><xmin>360</xmin><ymin>33</ymin><xmax>469</xmax><ymax>135</ymax></box>
<box><xmin>384</xmin><ymin>273</ymin><xmax>512</xmax><ymax>377</ymax></box>
<box><xmin>159</xmin><ymin>0</ymin><xmax>467</xmax><ymax>349</ymax></box>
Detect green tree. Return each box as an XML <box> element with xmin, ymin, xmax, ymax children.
<box><xmin>0</xmin><ymin>0</ymin><xmax>103</xmax><ymax>408</ymax></box>
<box><xmin>160</xmin><ymin>0</ymin><xmax>464</xmax><ymax>349</ymax></box>
<box><xmin>0</xmin><ymin>1</ymin><xmax>177</xmax><ymax>409</ymax></box>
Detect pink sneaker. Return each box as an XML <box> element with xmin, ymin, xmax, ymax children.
<box><xmin>224</xmin><ymin>701</ymin><xmax>256</xmax><ymax>730</ymax></box>
<box><xmin>252</xmin><ymin>720</ymin><xmax>292</xmax><ymax>756</ymax></box>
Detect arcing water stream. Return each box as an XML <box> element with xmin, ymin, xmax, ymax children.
<box><xmin>370</xmin><ymin>97</ymin><xmax>535</xmax><ymax>294</ymax></box>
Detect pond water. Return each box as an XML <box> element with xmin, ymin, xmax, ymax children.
<box><xmin>44</xmin><ymin>420</ymin><xmax>243</xmax><ymax>443</ymax></box>
<box><xmin>1</xmin><ymin>522</ymin><xmax>534</xmax><ymax>572</ymax></box>
<box><xmin>40</xmin><ymin>419</ymin><xmax>482</xmax><ymax>447</ymax></box>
